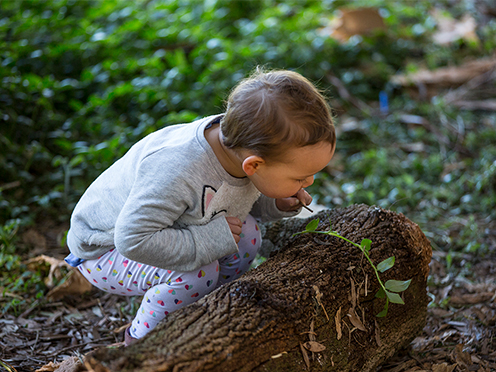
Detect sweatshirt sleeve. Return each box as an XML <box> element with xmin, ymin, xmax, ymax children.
<box><xmin>249</xmin><ymin>194</ymin><xmax>301</xmax><ymax>222</ymax></box>
<box><xmin>113</xmin><ymin>150</ymin><xmax>238</xmax><ymax>272</ymax></box>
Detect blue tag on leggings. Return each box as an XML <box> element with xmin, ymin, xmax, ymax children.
<box><xmin>64</xmin><ymin>253</ymin><xmax>86</xmax><ymax>267</ymax></box>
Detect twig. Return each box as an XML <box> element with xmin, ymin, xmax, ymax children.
<box><xmin>302</xmin><ymin>204</ymin><xmax>313</xmax><ymax>213</ymax></box>
<box><xmin>19</xmin><ymin>299</ymin><xmax>42</xmax><ymax>319</ymax></box>
<box><xmin>0</xmin><ymin>358</ymin><xmax>18</xmax><ymax>372</ymax></box>
<box><xmin>444</xmin><ymin>68</ymin><xmax>496</xmax><ymax>104</ymax></box>
<box><xmin>327</xmin><ymin>73</ymin><xmax>372</xmax><ymax>115</ymax></box>
<box><xmin>47</xmin><ymin>336</ymin><xmax>115</xmax><ymax>357</ymax></box>
<box><xmin>0</xmin><ymin>181</ymin><xmax>21</xmax><ymax>191</ymax></box>
<box><xmin>453</xmin><ymin>99</ymin><xmax>496</xmax><ymax>111</ymax></box>
<box><xmin>313</xmin><ymin>236</ymin><xmax>332</xmax><ymax>246</ymax></box>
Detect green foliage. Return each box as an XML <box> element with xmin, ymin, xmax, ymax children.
<box><xmin>377</xmin><ymin>257</ymin><xmax>395</xmax><ymax>273</ymax></box>
<box><xmin>294</xmin><ymin>217</ymin><xmax>411</xmax><ymax>317</ymax></box>
<box><xmin>0</xmin><ymin>219</ymin><xmax>46</xmax><ymax>315</ymax></box>
<box><xmin>1</xmin><ymin>0</ymin><xmax>495</xmax><ymax>314</ymax></box>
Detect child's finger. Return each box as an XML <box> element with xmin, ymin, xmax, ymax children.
<box><xmin>225</xmin><ymin>216</ymin><xmax>242</xmax><ymax>227</ymax></box>
<box><xmin>293</xmin><ymin>190</ymin><xmax>311</xmax><ymax>206</ymax></box>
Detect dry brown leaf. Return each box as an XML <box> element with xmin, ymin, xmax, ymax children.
<box><xmin>36</xmin><ymin>356</ymin><xmax>83</xmax><ymax>372</ymax></box>
<box><xmin>26</xmin><ymin>255</ymin><xmax>69</xmax><ymax>288</ymax></box>
<box><xmin>450</xmin><ymin>292</ymin><xmax>494</xmax><ymax>305</ymax></box>
<box><xmin>453</xmin><ymin>344</ymin><xmax>473</xmax><ymax>369</ymax></box>
<box><xmin>432</xmin><ymin>362</ymin><xmax>457</xmax><ymax>372</ymax></box>
<box><xmin>374</xmin><ymin>319</ymin><xmax>382</xmax><ymax>347</ymax></box>
<box><xmin>392</xmin><ymin>57</ymin><xmax>496</xmax><ymax>87</ymax></box>
<box><xmin>350</xmin><ymin>277</ymin><xmax>357</xmax><ymax>309</ymax></box>
<box><xmin>335</xmin><ymin>306</ymin><xmax>342</xmax><ymax>340</ymax></box>
<box><xmin>300</xmin><ymin>343</ymin><xmax>310</xmax><ymax>370</ymax></box>
<box><xmin>303</xmin><ymin>341</ymin><xmax>327</xmax><ymax>353</ymax></box>
<box><xmin>320</xmin><ymin>8</ymin><xmax>386</xmax><ymax>42</ymax></box>
<box><xmin>84</xmin><ymin>358</ymin><xmax>110</xmax><ymax>372</ymax></box>
<box><xmin>35</xmin><ymin>361</ymin><xmax>59</xmax><ymax>372</ymax></box>
<box><xmin>309</xmin><ymin>319</ymin><xmax>316</xmax><ymax>342</ymax></box>
<box><xmin>431</xmin><ymin>10</ymin><xmax>479</xmax><ymax>45</ymax></box>
<box><xmin>347</xmin><ymin>307</ymin><xmax>367</xmax><ymax>332</ymax></box>
<box><xmin>312</xmin><ymin>285</ymin><xmax>329</xmax><ymax>320</ymax></box>
<box><xmin>47</xmin><ymin>268</ymin><xmax>93</xmax><ymax>301</ymax></box>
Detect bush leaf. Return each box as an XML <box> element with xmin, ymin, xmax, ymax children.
<box><xmin>377</xmin><ymin>256</ymin><xmax>395</xmax><ymax>273</ymax></box>
<box><xmin>385</xmin><ymin>279</ymin><xmax>412</xmax><ymax>293</ymax></box>
<box><xmin>305</xmin><ymin>218</ymin><xmax>319</xmax><ymax>232</ymax></box>
<box><xmin>376</xmin><ymin>301</ymin><xmax>389</xmax><ymax>317</ymax></box>
<box><xmin>385</xmin><ymin>291</ymin><xmax>404</xmax><ymax>304</ymax></box>
<box><xmin>375</xmin><ymin>287</ymin><xmax>386</xmax><ymax>299</ymax></box>
<box><xmin>360</xmin><ymin>238</ymin><xmax>372</xmax><ymax>252</ymax></box>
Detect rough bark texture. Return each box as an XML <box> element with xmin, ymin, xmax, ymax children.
<box><xmin>85</xmin><ymin>204</ymin><xmax>432</xmax><ymax>372</ymax></box>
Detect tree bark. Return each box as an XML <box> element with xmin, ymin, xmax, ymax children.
<box><xmin>85</xmin><ymin>204</ymin><xmax>432</xmax><ymax>372</ymax></box>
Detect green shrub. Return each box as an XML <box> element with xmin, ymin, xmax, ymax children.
<box><xmin>1</xmin><ymin>0</ymin><xmax>495</xmax><ymax>313</ymax></box>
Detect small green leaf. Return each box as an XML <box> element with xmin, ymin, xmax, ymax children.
<box><xmin>376</xmin><ymin>309</ymin><xmax>388</xmax><ymax>317</ymax></box>
<box><xmin>385</xmin><ymin>291</ymin><xmax>404</xmax><ymax>304</ymax></box>
<box><xmin>305</xmin><ymin>218</ymin><xmax>319</xmax><ymax>232</ymax></box>
<box><xmin>385</xmin><ymin>279</ymin><xmax>412</xmax><ymax>293</ymax></box>
<box><xmin>375</xmin><ymin>287</ymin><xmax>386</xmax><ymax>299</ymax></box>
<box><xmin>376</xmin><ymin>299</ymin><xmax>389</xmax><ymax>317</ymax></box>
<box><xmin>377</xmin><ymin>256</ymin><xmax>395</xmax><ymax>273</ymax></box>
<box><xmin>360</xmin><ymin>238</ymin><xmax>371</xmax><ymax>252</ymax></box>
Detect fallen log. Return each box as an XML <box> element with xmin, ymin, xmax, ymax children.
<box><xmin>84</xmin><ymin>204</ymin><xmax>432</xmax><ymax>372</ymax></box>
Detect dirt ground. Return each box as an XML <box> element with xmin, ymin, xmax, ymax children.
<box><xmin>1</xmin><ymin>224</ymin><xmax>495</xmax><ymax>372</ymax></box>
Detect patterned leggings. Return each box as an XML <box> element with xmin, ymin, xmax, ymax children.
<box><xmin>78</xmin><ymin>215</ymin><xmax>261</xmax><ymax>339</ymax></box>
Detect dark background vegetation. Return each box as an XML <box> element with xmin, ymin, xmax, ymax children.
<box><xmin>1</xmin><ymin>0</ymin><xmax>495</xmax><ymax>370</ymax></box>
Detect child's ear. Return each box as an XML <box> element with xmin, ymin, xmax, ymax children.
<box><xmin>242</xmin><ymin>155</ymin><xmax>265</xmax><ymax>176</ymax></box>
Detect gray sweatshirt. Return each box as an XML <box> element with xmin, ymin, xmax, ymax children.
<box><xmin>67</xmin><ymin>115</ymin><xmax>298</xmax><ymax>272</ymax></box>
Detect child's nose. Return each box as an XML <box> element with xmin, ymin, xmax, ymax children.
<box><xmin>302</xmin><ymin>176</ymin><xmax>314</xmax><ymax>188</ymax></box>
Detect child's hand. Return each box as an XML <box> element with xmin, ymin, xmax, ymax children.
<box><xmin>225</xmin><ymin>216</ymin><xmax>243</xmax><ymax>244</ymax></box>
<box><xmin>276</xmin><ymin>189</ymin><xmax>312</xmax><ymax>212</ymax></box>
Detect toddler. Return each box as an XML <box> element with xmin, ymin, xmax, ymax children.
<box><xmin>65</xmin><ymin>68</ymin><xmax>336</xmax><ymax>345</ymax></box>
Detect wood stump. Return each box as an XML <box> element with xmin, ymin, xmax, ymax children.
<box><xmin>85</xmin><ymin>204</ymin><xmax>432</xmax><ymax>372</ymax></box>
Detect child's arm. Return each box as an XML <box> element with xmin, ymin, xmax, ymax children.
<box><xmin>114</xmin><ymin>212</ymin><xmax>236</xmax><ymax>272</ymax></box>
<box><xmin>113</xmin><ymin>154</ymin><xmax>238</xmax><ymax>272</ymax></box>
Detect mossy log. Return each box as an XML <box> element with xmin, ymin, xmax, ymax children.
<box><xmin>85</xmin><ymin>204</ymin><xmax>432</xmax><ymax>372</ymax></box>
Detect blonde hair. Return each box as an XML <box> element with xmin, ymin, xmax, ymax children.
<box><xmin>220</xmin><ymin>68</ymin><xmax>335</xmax><ymax>162</ymax></box>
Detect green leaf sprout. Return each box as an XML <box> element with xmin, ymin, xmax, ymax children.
<box><xmin>293</xmin><ymin>217</ymin><xmax>412</xmax><ymax>317</ymax></box>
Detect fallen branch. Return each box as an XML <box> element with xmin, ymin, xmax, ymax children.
<box><xmin>57</xmin><ymin>204</ymin><xmax>432</xmax><ymax>372</ymax></box>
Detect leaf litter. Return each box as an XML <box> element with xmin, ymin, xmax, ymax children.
<box><xmin>0</xmin><ymin>249</ymin><xmax>138</xmax><ymax>372</ymax></box>
<box><xmin>2</xmin><ymin>218</ymin><xmax>496</xmax><ymax>372</ymax></box>
<box><xmin>0</xmin><ymin>244</ymin><xmax>495</xmax><ymax>372</ymax></box>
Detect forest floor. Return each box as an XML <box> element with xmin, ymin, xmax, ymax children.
<box><xmin>0</xmin><ymin>221</ymin><xmax>495</xmax><ymax>372</ymax></box>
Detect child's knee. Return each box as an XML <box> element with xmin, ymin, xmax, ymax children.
<box><xmin>131</xmin><ymin>260</ymin><xmax>220</xmax><ymax>339</ymax></box>
<box><xmin>145</xmin><ymin>260</ymin><xmax>219</xmax><ymax>307</ymax></box>
<box><xmin>166</xmin><ymin>260</ymin><xmax>220</xmax><ymax>296</ymax></box>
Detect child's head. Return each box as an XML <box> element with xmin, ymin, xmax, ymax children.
<box><xmin>220</xmin><ymin>68</ymin><xmax>335</xmax><ymax>163</ymax></box>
